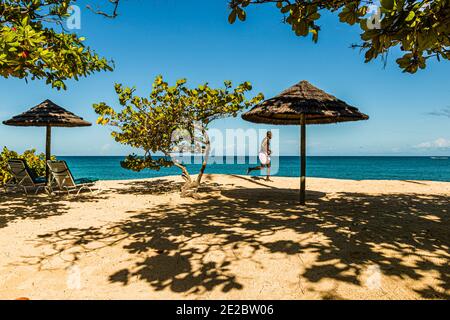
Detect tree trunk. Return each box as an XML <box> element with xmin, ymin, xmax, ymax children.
<box><xmin>172</xmin><ymin>160</ymin><xmax>196</xmax><ymax>197</ymax></box>
<box><xmin>170</xmin><ymin>131</ymin><xmax>211</xmax><ymax>198</ymax></box>
<box><xmin>195</xmin><ymin>129</ymin><xmax>211</xmax><ymax>186</ymax></box>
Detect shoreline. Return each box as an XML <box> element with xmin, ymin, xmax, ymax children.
<box><xmin>95</xmin><ymin>174</ymin><xmax>450</xmax><ymax>184</ymax></box>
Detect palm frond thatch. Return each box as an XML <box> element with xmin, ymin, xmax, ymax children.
<box><xmin>3</xmin><ymin>99</ymin><xmax>91</xmax><ymax>127</ymax></box>
<box><xmin>242</xmin><ymin>81</ymin><xmax>369</xmax><ymax>125</ymax></box>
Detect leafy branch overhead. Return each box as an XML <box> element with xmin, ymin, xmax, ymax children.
<box><xmin>93</xmin><ymin>75</ymin><xmax>263</xmax><ymax>195</ymax></box>
<box><xmin>228</xmin><ymin>0</ymin><xmax>450</xmax><ymax>73</ymax></box>
<box><xmin>0</xmin><ymin>1</ymin><xmax>116</xmax><ymax>90</ymax></box>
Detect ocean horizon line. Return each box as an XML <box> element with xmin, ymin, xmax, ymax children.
<box><xmin>58</xmin><ymin>155</ymin><xmax>450</xmax><ymax>158</ymax></box>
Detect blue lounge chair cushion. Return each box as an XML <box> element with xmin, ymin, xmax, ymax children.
<box><xmin>34</xmin><ymin>177</ymin><xmax>46</xmax><ymax>184</ymax></box>
<box><xmin>74</xmin><ymin>178</ymin><xmax>97</xmax><ymax>185</ymax></box>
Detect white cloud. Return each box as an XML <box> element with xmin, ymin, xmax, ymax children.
<box><xmin>414</xmin><ymin>138</ymin><xmax>450</xmax><ymax>149</ymax></box>
<box><xmin>427</xmin><ymin>106</ymin><xmax>450</xmax><ymax>118</ymax></box>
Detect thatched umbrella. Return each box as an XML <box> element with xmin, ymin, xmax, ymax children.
<box><xmin>3</xmin><ymin>99</ymin><xmax>91</xmax><ymax>180</ymax></box>
<box><xmin>242</xmin><ymin>81</ymin><xmax>369</xmax><ymax>205</ymax></box>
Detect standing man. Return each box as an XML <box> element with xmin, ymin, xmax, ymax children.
<box><xmin>247</xmin><ymin>131</ymin><xmax>272</xmax><ymax>181</ymax></box>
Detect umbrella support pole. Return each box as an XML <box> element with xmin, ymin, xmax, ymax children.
<box><xmin>46</xmin><ymin>125</ymin><xmax>51</xmax><ymax>183</ymax></box>
<box><xmin>300</xmin><ymin>114</ymin><xmax>306</xmax><ymax>205</ymax></box>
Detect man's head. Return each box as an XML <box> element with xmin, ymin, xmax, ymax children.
<box><xmin>267</xmin><ymin>131</ymin><xmax>272</xmax><ymax>139</ymax></box>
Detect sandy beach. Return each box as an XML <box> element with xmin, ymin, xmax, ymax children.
<box><xmin>0</xmin><ymin>174</ymin><xmax>449</xmax><ymax>300</ymax></box>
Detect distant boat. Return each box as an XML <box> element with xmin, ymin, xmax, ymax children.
<box><xmin>430</xmin><ymin>157</ymin><xmax>448</xmax><ymax>160</ymax></box>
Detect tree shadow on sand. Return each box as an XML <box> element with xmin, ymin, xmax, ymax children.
<box><xmin>24</xmin><ymin>184</ymin><xmax>449</xmax><ymax>299</ymax></box>
<box><xmin>0</xmin><ymin>192</ymin><xmax>105</xmax><ymax>230</ymax></box>
<box><xmin>109</xmin><ymin>179</ymin><xmax>184</xmax><ymax>195</ymax></box>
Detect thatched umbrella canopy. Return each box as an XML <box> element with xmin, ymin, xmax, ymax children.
<box><xmin>3</xmin><ymin>99</ymin><xmax>91</xmax><ymax>180</ymax></box>
<box><xmin>242</xmin><ymin>80</ymin><xmax>369</xmax><ymax>205</ymax></box>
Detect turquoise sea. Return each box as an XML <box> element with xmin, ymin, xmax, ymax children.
<box><xmin>60</xmin><ymin>156</ymin><xmax>450</xmax><ymax>182</ymax></box>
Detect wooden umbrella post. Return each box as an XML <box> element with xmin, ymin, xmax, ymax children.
<box><xmin>300</xmin><ymin>113</ymin><xmax>306</xmax><ymax>205</ymax></box>
<box><xmin>45</xmin><ymin>125</ymin><xmax>51</xmax><ymax>182</ymax></box>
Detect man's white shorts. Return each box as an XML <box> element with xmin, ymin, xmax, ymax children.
<box><xmin>258</xmin><ymin>152</ymin><xmax>271</xmax><ymax>165</ymax></box>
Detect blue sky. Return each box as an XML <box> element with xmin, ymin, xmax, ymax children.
<box><xmin>0</xmin><ymin>0</ymin><xmax>449</xmax><ymax>156</ymax></box>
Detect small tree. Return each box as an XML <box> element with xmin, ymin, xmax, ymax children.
<box><xmin>93</xmin><ymin>75</ymin><xmax>263</xmax><ymax>196</ymax></box>
<box><xmin>0</xmin><ymin>146</ymin><xmax>51</xmax><ymax>185</ymax></box>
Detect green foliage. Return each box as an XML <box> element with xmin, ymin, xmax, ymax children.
<box><xmin>0</xmin><ymin>146</ymin><xmax>51</xmax><ymax>185</ymax></box>
<box><xmin>93</xmin><ymin>75</ymin><xmax>264</xmax><ymax>176</ymax></box>
<box><xmin>228</xmin><ymin>0</ymin><xmax>450</xmax><ymax>73</ymax></box>
<box><xmin>0</xmin><ymin>1</ymin><xmax>113</xmax><ymax>90</ymax></box>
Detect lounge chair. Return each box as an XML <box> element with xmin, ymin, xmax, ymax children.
<box><xmin>47</xmin><ymin>160</ymin><xmax>97</xmax><ymax>196</ymax></box>
<box><xmin>4</xmin><ymin>159</ymin><xmax>46</xmax><ymax>195</ymax></box>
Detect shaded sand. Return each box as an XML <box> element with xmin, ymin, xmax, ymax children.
<box><xmin>0</xmin><ymin>174</ymin><xmax>449</xmax><ymax>300</ymax></box>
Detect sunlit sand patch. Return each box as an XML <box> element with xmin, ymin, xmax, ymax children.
<box><xmin>420</xmin><ymin>214</ymin><xmax>441</xmax><ymax>222</ymax></box>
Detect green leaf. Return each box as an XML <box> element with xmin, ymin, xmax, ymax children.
<box><xmin>237</xmin><ymin>9</ymin><xmax>246</xmax><ymax>21</ymax></box>
<box><xmin>228</xmin><ymin>10</ymin><xmax>237</xmax><ymax>24</ymax></box>
<box><xmin>380</xmin><ymin>0</ymin><xmax>395</xmax><ymax>10</ymax></box>
<box><xmin>405</xmin><ymin>11</ymin><xmax>415</xmax><ymax>22</ymax></box>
